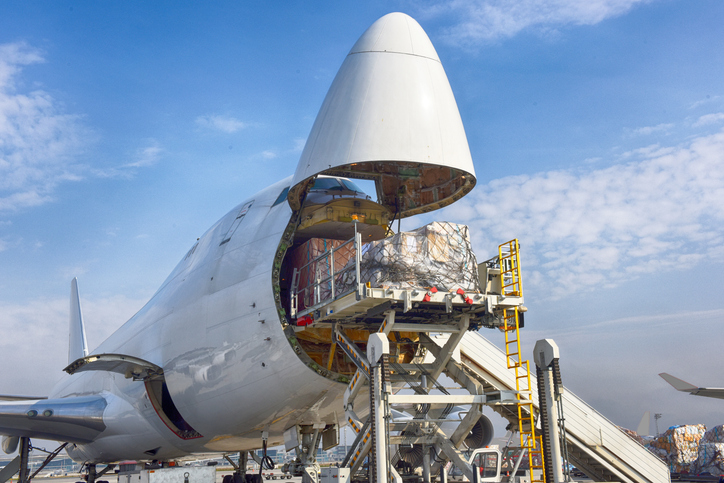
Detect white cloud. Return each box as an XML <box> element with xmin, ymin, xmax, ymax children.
<box><xmin>92</xmin><ymin>140</ymin><xmax>164</xmax><ymax>178</ymax></box>
<box><xmin>435</xmin><ymin>128</ymin><xmax>724</xmax><ymax>298</ymax></box>
<box><xmin>627</xmin><ymin>123</ymin><xmax>674</xmax><ymax>137</ymax></box>
<box><xmin>421</xmin><ymin>0</ymin><xmax>654</xmax><ymax>46</ymax></box>
<box><xmin>124</xmin><ymin>140</ymin><xmax>163</xmax><ymax>168</ymax></box>
<box><xmin>693</xmin><ymin>112</ymin><xmax>724</xmax><ymax>128</ymax></box>
<box><xmin>0</xmin><ymin>42</ymin><xmax>43</xmax><ymax>87</ymax></box>
<box><xmin>690</xmin><ymin>95</ymin><xmax>721</xmax><ymax>110</ymax></box>
<box><xmin>195</xmin><ymin>114</ymin><xmax>247</xmax><ymax>133</ymax></box>
<box><xmin>0</xmin><ymin>42</ymin><xmax>88</xmax><ymax>213</ymax></box>
<box><xmin>0</xmin><ymin>294</ymin><xmax>146</xmax><ymax>395</ymax></box>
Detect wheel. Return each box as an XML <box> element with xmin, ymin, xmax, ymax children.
<box><xmin>223</xmin><ymin>475</ymin><xmax>234</xmax><ymax>483</ymax></box>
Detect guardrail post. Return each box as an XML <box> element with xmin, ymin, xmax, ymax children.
<box><xmin>355</xmin><ymin>222</ymin><xmax>363</xmax><ymax>300</ymax></box>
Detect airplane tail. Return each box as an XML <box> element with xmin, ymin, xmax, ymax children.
<box><xmin>636</xmin><ymin>410</ymin><xmax>651</xmax><ymax>436</ymax></box>
<box><xmin>69</xmin><ymin>278</ymin><xmax>89</xmax><ymax>365</ymax></box>
<box><xmin>0</xmin><ymin>279</ymin><xmax>106</xmax><ymax>462</ymax></box>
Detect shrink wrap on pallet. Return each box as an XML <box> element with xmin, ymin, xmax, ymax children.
<box><xmin>692</xmin><ymin>443</ymin><xmax>724</xmax><ymax>476</ymax></box>
<box><xmin>703</xmin><ymin>425</ymin><xmax>724</xmax><ymax>444</ymax></box>
<box><xmin>620</xmin><ymin>427</ymin><xmax>646</xmax><ymax>445</ymax></box>
<box><xmin>648</xmin><ymin>424</ymin><xmax>706</xmax><ymax>473</ymax></box>
<box><xmin>359</xmin><ymin>222</ymin><xmax>480</xmax><ymax>292</ymax></box>
<box><xmin>691</xmin><ymin>425</ymin><xmax>724</xmax><ymax>475</ymax></box>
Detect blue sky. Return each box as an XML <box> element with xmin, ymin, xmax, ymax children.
<box><xmin>1</xmin><ymin>0</ymin><xmax>723</xmax><ymax>439</ymax></box>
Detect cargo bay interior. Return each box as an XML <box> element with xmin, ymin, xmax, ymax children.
<box><xmin>275</xmin><ymin>172</ymin><xmax>482</xmax><ymax>380</ymax></box>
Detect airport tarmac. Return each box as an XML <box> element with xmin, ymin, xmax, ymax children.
<box><xmin>28</xmin><ymin>472</ymin><xmax>303</xmax><ymax>483</ymax></box>
<box><xmin>22</xmin><ymin>473</ymin><xmax>724</xmax><ymax>483</ymax></box>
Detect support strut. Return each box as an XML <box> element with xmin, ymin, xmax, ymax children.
<box><xmin>29</xmin><ymin>443</ymin><xmax>69</xmax><ymax>481</ymax></box>
<box><xmin>17</xmin><ymin>437</ymin><xmax>30</xmax><ymax>483</ymax></box>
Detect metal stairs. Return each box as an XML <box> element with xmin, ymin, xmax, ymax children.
<box><xmin>447</xmin><ymin>331</ymin><xmax>670</xmax><ymax>483</ymax></box>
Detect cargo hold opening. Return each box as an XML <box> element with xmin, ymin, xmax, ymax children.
<box><xmin>276</xmin><ymin>176</ymin><xmax>482</xmax><ymax>378</ymax></box>
<box><xmin>277</xmin><ymin>176</ymin><xmax>417</xmax><ymax>376</ymax></box>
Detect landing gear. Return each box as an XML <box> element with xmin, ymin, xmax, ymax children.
<box><xmin>282</xmin><ymin>425</ymin><xmax>323</xmax><ymax>483</ymax></box>
<box><xmin>1</xmin><ymin>438</ymin><xmax>71</xmax><ymax>483</ymax></box>
<box><xmin>17</xmin><ymin>437</ymin><xmax>30</xmax><ymax>483</ymax></box>
<box><xmin>224</xmin><ymin>451</ymin><xmax>258</xmax><ymax>483</ymax></box>
<box><xmin>82</xmin><ymin>462</ymin><xmax>116</xmax><ymax>483</ymax></box>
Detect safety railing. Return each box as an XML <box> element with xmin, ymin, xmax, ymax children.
<box><xmin>290</xmin><ymin>227</ymin><xmax>362</xmax><ymax>319</ymax></box>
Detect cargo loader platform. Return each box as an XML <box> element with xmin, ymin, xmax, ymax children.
<box><xmin>280</xmin><ymin>225</ymin><xmax>668</xmax><ymax>483</ymax></box>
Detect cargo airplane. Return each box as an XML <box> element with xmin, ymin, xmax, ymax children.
<box><xmin>0</xmin><ymin>12</ymin><xmax>495</xmax><ymax>483</ymax></box>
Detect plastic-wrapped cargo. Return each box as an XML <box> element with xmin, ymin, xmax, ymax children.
<box><xmin>703</xmin><ymin>425</ymin><xmax>724</xmax><ymax>444</ymax></box>
<box><xmin>648</xmin><ymin>424</ymin><xmax>706</xmax><ymax>473</ymax></box>
<box><xmin>691</xmin><ymin>443</ymin><xmax>724</xmax><ymax>476</ymax></box>
<box><xmin>359</xmin><ymin>221</ymin><xmax>480</xmax><ymax>292</ymax></box>
<box><xmin>620</xmin><ymin>427</ymin><xmax>646</xmax><ymax>445</ymax></box>
<box><xmin>690</xmin><ymin>425</ymin><xmax>724</xmax><ymax>475</ymax></box>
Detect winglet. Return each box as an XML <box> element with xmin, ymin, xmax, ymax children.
<box><xmin>659</xmin><ymin>373</ymin><xmax>698</xmax><ymax>392</ymax></box>
<box><xmin>69</xmin><ymin>278</ymin><xmax>89</xmax><ymax>365</ymax></box>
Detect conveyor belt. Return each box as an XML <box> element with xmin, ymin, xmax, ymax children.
<box><xmin>454</xmin><ymin>331</ymin><xmax>670</xmax><ymax>483</ymax></box>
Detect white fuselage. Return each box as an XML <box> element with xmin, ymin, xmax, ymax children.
<box><xmin>41</xmin><ymin>11</ymin><xmax>481</xmax><ymax>464</ymax></box>
<box><xmin>53</xmin><ymin>177</ymin><xmax>346</xmax><ymax>463</ymax></box>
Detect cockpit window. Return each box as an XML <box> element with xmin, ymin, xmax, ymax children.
<box><xmin>273</xmin><ymin>186</ymin><xmax>290</xmax><ymax>206</ymax></box>
<box><xmin>341</xmin><ymin>179</ymin><xmax>364</xmax><ymax>193</ymax></box>
<box><xmin>312</xmin><ymin>178</ymin><xmax>345</xmax><ymax>191</ymax></box>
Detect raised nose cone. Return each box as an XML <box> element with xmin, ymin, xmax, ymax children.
<box><xmin>288</xmin><ymin>12</ymin><xmax>476</xmax><ymax>218</ymax></box>
<box><xmin>348</xmin><ymin>12</ymin><xmax>440</xmax><ymax>60</ymax></box>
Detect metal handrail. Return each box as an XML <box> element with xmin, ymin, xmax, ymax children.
<box><xmin>290</xmin><ymin>224</ymin><xmax>362</xmax><ymax>319</ymax></box>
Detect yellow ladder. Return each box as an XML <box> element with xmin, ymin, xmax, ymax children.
<box><xmin>499</xmin><ymin>239</ymin><xmax>522</xmax><ymax>296</ymax></box>
<box><xmin>499</xmin><ymin>240</ymin><xmax>545</xmax><ymax>483</ymax></box>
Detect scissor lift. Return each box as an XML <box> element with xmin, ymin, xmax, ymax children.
<box><xmin>289</xmin><ymin>231</ymin><xmax>535</xmax><ymax>483</ymax></box>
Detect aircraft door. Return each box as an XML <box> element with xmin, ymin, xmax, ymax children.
<box><xmin>145</xmin><ymin>377</ymin><xmax>202</xmax><ymax>440</ymax></box>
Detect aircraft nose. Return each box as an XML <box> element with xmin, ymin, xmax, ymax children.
<box><xmin>348</xmin><ymin>12</ymin><xmax>440</xmax><ymax>61</ymax></box>
<box><xmin>288</xmin><ymin>12</ymin><xmax>476</xmax><ymax>217</ymax></box>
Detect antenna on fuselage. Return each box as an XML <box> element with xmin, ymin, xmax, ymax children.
<box><xmin>69</xmin><ymin>278</ymin><xmax>89</xmax><ymax>365</ymax></box>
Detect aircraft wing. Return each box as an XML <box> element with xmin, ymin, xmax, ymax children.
<box><xmin>659</xmin><ymin>373</ymin><xmax>724</xmax><ymax>400</ymax></box>
<box><xmin>0</xmin><ymin>395</ymin><xmax>46</xmax><ymax>401</ymax></box>
<box><xmin>0</xmin><ymin>395</ymin><xmax>107</xmax><ymax>444</ymax></box>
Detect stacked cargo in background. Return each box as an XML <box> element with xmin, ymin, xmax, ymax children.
<box><xmin>620</xmin><ymin>427</ymin><xmax>646</xmax><ymax>445</ymax></box>
<box><xmin>648</xmin><ymin>424</ymin><xmax>706</xmax><ymax>473</ymax></box>
<box><xmin>360</xmin><ymin>222</ymin><xmax>480</xmax><ymax>292</ymax></box>
<box><xmin>691</xmin><ymin>425</ymin><xmax>724</xmax><ymax>476</ymax></box>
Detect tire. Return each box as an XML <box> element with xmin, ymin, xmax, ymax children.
<box><xmin>223</xmin><ymin>475</ymin><xmax>234</xmax><ymax>483</ymax></box>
